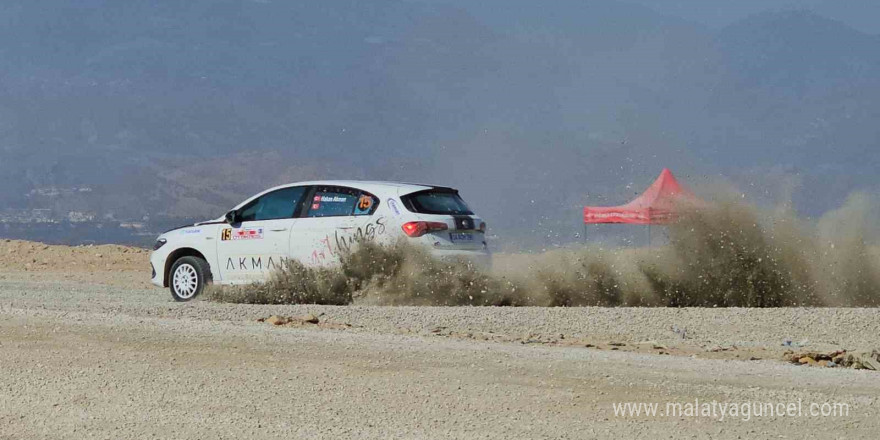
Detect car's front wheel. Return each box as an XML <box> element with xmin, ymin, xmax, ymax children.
<box><xmin>169</xmin><ymin>256</ymin><xmax>210</xmax><ymax>301</ymax></box>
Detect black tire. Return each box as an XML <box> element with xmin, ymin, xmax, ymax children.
<box><xmin>168</xmin><ymin>256</ymin><xmax>211</xmax><ymax>302</ymax></box>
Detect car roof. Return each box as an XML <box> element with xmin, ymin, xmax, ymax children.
<box><xmin>279</xmin><ymin>180</ymin><xmax>452</xmax><ymax>193</ymax></box>
<box><xmin>233</xmin><ymin>180</ymin><xmax>455</xmax><ymax>209</ymax></box>
<box><xmin>212</xmin><ymin>180</ymin><xmax>459</xmax><ymax>218</ymax></box>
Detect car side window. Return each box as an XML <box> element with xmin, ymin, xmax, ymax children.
<box><xmin>238</xmin><ymin>186</ymin><xmax>306</xmax><ymax>222</ymax></box>
<box><xmin>307</xmin><ymin>188</ymin><xmax>358</xmax><ymax>218</ymax></box>
<box><xmin>353</xmin><ymin>193</ymin><xmax>377</xmax><ymax>216</ymax></box>
<box><xmin>306</xmin><ymin>187</ymin><xmax>379</xmax><ymax>218</ymax></box>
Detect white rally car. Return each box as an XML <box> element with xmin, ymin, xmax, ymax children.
<box><xmin>150</xmin><ymin>181</ymin><xmax>490</xmax><ymax>301</ymax></box>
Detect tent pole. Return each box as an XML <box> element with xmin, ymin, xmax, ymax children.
<box><xmin>583</xmin><ymin>223</ymin><xmax>588</xmax><ymax>244</ymax></box>
<box><xmin>647</xmin><ymin>224</ymin><xmax>652</xmax><ymax>247</ymax></box>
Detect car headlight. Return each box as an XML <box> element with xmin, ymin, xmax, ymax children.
<box><xmin>153</xmin><ymin>238</ymin><xmax>167</xmax><ymax>251</ymax></box>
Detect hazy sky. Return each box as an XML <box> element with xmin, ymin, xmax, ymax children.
<box><xmin>624</xmin><ymin>0</ymin><xmax>880</xmax><ymax>34</ymax></box>
<box><xmin>418</xmin><ymin>0</ymin><xmax>880</xmax><ymax>34</ymax></box>
<box><xmin>2</xmin><ymin>0</ymin><xmax>879</xmax><ymax>248</ymax></box>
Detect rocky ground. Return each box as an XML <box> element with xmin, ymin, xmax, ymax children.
<box><xmin>0</xmin><ymin>240</ymin><xmax>878</xmax><ymax>438</ymax></box>
<box><xmin>0</xmin><ymin>239</ymin><xmax>151</xmax><ymax>288</ymax></box>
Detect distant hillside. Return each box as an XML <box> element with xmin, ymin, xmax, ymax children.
<box><xmin>1</xmin><ymin>1</ymin><xmax>878</xmax><ymax>248</ymax></box>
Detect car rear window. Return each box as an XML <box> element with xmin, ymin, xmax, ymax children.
<box><xmin>401</xmin><ymin>190</ymin><xmax>473</xmax><ymax>215</ymax></box>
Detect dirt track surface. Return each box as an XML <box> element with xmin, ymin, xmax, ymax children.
<box><xmin>0</xmin><ymin>239</ymin><xmax>149</xmax><ymax>272</ymax></box>
<box><xmin>0</xmin><ymin>241</ymin><xmax>879</xmax><ymax>438</ymax></box>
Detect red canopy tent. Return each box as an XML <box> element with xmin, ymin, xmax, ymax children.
<box><xmin>583</xmin><ymin>169</ymin><xmax>696</xmax><ymax>242</ymax></box>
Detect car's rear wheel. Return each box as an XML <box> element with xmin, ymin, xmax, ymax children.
<box><xmin>169</xmin><ymin>256</ymin><xmax>210</xmax><ymax>301</ymax></box>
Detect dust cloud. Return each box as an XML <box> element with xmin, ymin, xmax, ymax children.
<box><xmin>206</xmin><ymin>241</ymin><xmax>517</xmax><ymax>306</ymax></box>
<box><xmin>208</xmin><ymin>193</ymin><xmax>880</xmax><ymax>307</ymax></box>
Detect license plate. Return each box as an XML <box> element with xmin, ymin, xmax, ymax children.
<box><xmin>448</xmin><ymin>232</ymin><xmax>474</xmax><ymax>242</ymax></box>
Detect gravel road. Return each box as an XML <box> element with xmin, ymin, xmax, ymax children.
<box><xmin>1</xmin><ymin>271</ymin><xmax>878</xmax><ymax>439</ymax></box>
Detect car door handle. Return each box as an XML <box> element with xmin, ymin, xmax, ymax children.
<box><xmin>270</xmin><ymin>228</ymin><xmax>288</xmax><ymax>232</ymax></box>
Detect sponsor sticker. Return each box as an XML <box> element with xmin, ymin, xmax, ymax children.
<box><xmin>233</xmin><ymin>228</ymin><xmax>264</xmax><ymax>240</ymax></box>
<box><xmin>311</xmin><ymin>203</ymin><xmax>321</xmax><ymax>210</ymax></box>
<box><xmin>357</xmin><ymin>195</ymin><xmax>373</xmax><ymax>211</ymax></box>
<box><xmin>387</xmin><ymin>198</ymin><xmax>401</xmax><ymax>216</ymax></box>
<box><xmin>225</xmin><ymin>256</ymin><xmax>288</xmax><ymax>271</ymax></box>
<box><xmin>221</xmin><ymin>227</ymin><xmax>264</xmax><ymax>241</ymax></box>
<box><xmin>354</xmin><ymin>195</ymin><xmax>374</xmax><ymax>215</ymax></box>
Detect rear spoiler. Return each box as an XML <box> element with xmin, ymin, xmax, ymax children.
<box><xmin>398</xmin><ymin>184</ymin><xmax>459</xmax><ymax>197</ymax></box>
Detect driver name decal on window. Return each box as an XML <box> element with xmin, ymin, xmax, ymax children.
<box><xmin>317</xmin><ymin>195</ymin><xmax>348</xmax><ymax>203</ymax></box>
<box><xmin>307</xmin><ymin>190</ymin><xmax>358</xmax><ymax>217</ymax></box>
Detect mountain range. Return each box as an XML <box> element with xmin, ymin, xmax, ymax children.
<box><xmin>1</xmin><ymin>0</ymin><xmax>878</xmax><ymax>248</ymax></box>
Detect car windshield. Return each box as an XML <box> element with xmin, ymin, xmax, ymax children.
<box><xmin>402</xmin><ymin>190</ymin><xmax>473</xmax><ymax>215</ymax></box>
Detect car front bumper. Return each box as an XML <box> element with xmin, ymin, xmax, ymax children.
<box><xmin>149</xmin><ymin>251</ymin><xmax>167</xmax><ymax>288</ymax></box>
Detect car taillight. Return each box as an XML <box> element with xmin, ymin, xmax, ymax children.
<box><xmin>478</xmin><ymin>222</ymin><xmax>487</xmax><ymax>233</ymax></box>
<box><xmin>401</xmin><ymin>221</ymin><xmax>448</xmax><ymax>238</ymax></box>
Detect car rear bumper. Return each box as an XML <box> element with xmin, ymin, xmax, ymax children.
<box><xmin>428</xmin><ymin>248</ymin><xmax>492</xmax><ymax>270</ymax></box>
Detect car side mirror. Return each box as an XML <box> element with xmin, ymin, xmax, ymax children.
<box><xmin>224</xmin><ymin>210</ymin><xmax>239</xmax><ymax>224</ymax></box>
